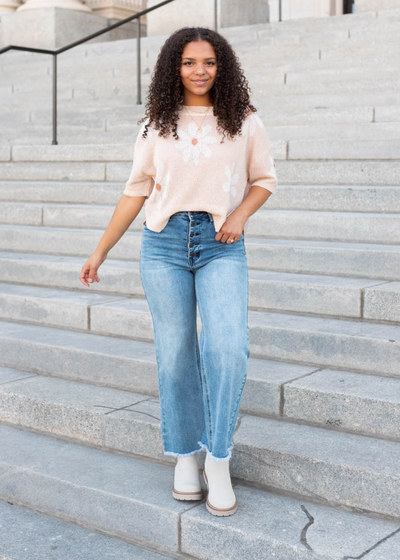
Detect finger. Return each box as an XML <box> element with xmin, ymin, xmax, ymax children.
<box><xmin>222</xmin><ymin>232</ymin><xmax>235</xmax><ymax>244</ymax></box>
<box><xmin>79</xmin><ymin>266</ymin><xmax>90</xmax><ymax>286</ymax></box>
<box><xmin>87</xmin><ymin>267</ymin><xmax>99</xmax><ymax>283</ymax></box>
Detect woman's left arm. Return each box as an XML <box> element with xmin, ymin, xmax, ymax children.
<box><xmin>216</xmin><ymin>114</ymin><xmax>278</xmax><ymax>243</ymax></box>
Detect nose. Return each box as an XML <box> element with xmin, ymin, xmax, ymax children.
<box><xmin>194</xmin><ymin>64</ymin><xmax>207</xmax><ymax>75</ymax></box>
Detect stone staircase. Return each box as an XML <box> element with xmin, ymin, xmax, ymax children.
<box><xmin>0</xmin><ymin>5</ymin><xmax>400</xmax><ymax>560</ymax></box>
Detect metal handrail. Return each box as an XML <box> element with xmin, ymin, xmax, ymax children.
<box><xmin>0</xmin><ymin>0</ymin><xmax>218</xmax><ymax>144</ymax></box>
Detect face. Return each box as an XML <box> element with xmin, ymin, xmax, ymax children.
<box><xmin>180</xmin><ymin>40</ymin><xmax>217</xmax><ymax>104</ymax></box>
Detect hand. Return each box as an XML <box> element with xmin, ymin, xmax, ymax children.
<box><xmin>79</xmin><ymin>251</ymin><xmax>108</xmax><ymax>287</ymax></box>
<box><xmin>215</xmin><ymin>208</ymin><xmax>247</xmax><ymax>244</ymax></box>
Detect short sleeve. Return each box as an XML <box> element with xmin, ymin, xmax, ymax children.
<box><xmin>123</xmin><ymin>121</ymin><xmax>156</xmax><ymax>198</ymax></box>
<box><xmin>246</xmin><ymin>112</ymin><xmax>278</xmax><ymax>195</ymax></box>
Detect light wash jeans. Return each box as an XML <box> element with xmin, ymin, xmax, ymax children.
<box><xmin>139</xmin><ymin>211</ymin><xmax>250</xmax><ymax>461</ymax></box>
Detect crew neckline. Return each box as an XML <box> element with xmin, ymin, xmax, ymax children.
<box><xmin>181</xmin><ymin>105</ymin><xmax>213</xmax><ymax>114</ymax></box>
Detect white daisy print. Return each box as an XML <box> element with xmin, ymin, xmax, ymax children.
<box><xmin>148</xmin><ymin>161</ymin><xmax>170</xmax><ymax>209</ymax></box>
<box><xmin>223</xmin><ymin>163</ymin><xmax>239</xmax><ymax>198</ymax></box>
<box><xmin>174</xmin><ymin>122</ymin><xmax>217</xmax><ymax>164</ymax></box>
<box><xmin>242</xmin><ymin>109</ymin><xmax>264</xmax><ymax>137</ymax></box>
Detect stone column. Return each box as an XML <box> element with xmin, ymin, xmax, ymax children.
<box><xmin>84</xmin><ymin>0</ymin><xmax>145</xmax><ymax>21</ymax></box>
<box><xmin>17</xmin><ymin>0</ymin><xmax>92</xmax><ymax>12</ymax></box>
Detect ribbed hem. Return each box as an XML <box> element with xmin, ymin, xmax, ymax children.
<box><xmin>197</xmin><ymin>441</ymin><xmax>233</xmax><ymax>462</ymax></box>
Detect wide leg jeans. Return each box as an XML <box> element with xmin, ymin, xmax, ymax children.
<box><xmin>139</xmin><ymin>211</ymin><xmax>250</xmax><ymax>461</ymax></box>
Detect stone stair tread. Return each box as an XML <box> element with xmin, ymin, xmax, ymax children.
<box><xmin>0</xmin><ymin>264</ymin><xmax>384</xmax><ymax>289</ymax></box>
<box><xmin>1</xmin><ymin>362</ymin><xmax>400</xmax><ymax>440</ymax></box>
<box><xmin>1</xmin><ymin>425</ymin><xmax>399</xmax><ymax>559</ymax></box>
<box><xmin>0</xmin><ymin>424</ymin><xmax>196</xmax><ymax>554</ymax></box>
<box><xmin>2</xmin><ymin>224</ymin><xmax>400</xmax><ymax>250</ymax></box>
<box><xmin>248</xmin><ymin>308</ymin><xmax>400</xmax><ymax>340</ymax></box>
<box><xmin>1</xmin><ymin>320</ymin><xmax>400</xmax><ymax>442</ymax></box>
<box><xmin>0</xmin><ymin>499</ymin><xmax>174</xmax><ymax>560</ymax></box>
<box><xmin>0</xmin><ymin>318</ymin><xmax>156</xmax><ymax>361</ymax></box>
<box><xmin>0</xmin><ymin>268</ymin><xmax>397</xmax><ymax>324</ymax></box>
<box><xmin>3</xmin><ymin>200</ymin><xmax>400</xmax><ymax>219</ymax></box>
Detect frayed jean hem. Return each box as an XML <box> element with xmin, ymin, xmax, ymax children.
<box><xmin>164</xmin><ymin>446</ymin><xmax>203</xmax><ymax>458</ymax></box>
<box><xmin>197</xmin><ymin>440</ymin><xmax>233</xmax><ymax>462</ymax></box>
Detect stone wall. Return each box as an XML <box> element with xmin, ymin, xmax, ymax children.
<box><xmin>355</xmin><ymin>0</ymin><xmax>400</xmax><ymax>11</ymax></box>
<box><xmin>145</xmin><ymin>0</ymin><xmax>269</xmax><ymax>37</ymax></box>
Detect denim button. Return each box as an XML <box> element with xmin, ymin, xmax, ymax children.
<box><xmin>189</xmin><ymin>243</ymin><xmax>194</xmax><ymax>247</ymax></box>
<box><xmin>190</xmin><ymin>221</ymin><xmax>195</xmax><ymax>226</ymax></box>
<box><xmin>190</xmin><ymin>232</ymin><xmax>194</xmax><ymax>237</ymax></box>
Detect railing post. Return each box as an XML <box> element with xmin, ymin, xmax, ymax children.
<box><xmin>214</xmin><ymin>0</ymin><xmax>218</xmax><ymax>31</ymax></box>
<box><xmin>52</xmin><ymin>53</ymin><xmax>58</xmax><ymax>145</ymax></box>
<box><xmin>136</xmin><ymin>16</ymin><xmax>142</xmax><ymax>105</ymax></box>
<box><xmin>279</xmin><ymin>0</ymin><xmax>282</xmax><ymax>22</ymax></box>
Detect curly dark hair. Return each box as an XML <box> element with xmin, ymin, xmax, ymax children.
<box><xmin>137</xmin><ymin>26</ymin><xmax>257</xmax><ymax>143</ymax></box>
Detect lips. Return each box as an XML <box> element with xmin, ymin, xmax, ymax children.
<box><xmin>192</xmin><ymin>80</ymin><xmax>208</xmax><ymax>85</ymax></box>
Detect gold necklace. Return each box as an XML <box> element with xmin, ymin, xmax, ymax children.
<box><xmin>184</xmin><ymin>105</ymin><xmax>211</xmax><ymax>134</ymax></box>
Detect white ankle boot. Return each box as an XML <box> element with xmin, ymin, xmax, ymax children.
<box><xmin>203</xmin><ymin>451</ymin><xmax>237</xmax><ymax>516</ymax></box>
<box><xmin>172</xmin><ymin>453</ymin><xmax>203</xmax><ymax>501</ymax></box>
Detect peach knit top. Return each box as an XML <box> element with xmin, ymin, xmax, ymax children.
<box><xmin>123</xmin><ymin>105</ymin><xmax>278</xmax><ymax>235</ymax></box>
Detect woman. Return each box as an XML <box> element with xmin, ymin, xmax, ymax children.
<box><xmin>79</xmin><ymin>26</ymin><xmax>278</xmax><ymax>517</ymax></box>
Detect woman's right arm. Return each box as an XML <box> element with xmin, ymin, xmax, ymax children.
<box><xmin>79</xmin><ymin>194</ymin><xmax>146</xmax><ymax>287</ymax></box>
<box><xmin>79</xmin><ymin>120</ymin><xmax>156</xmax><ymax>287</ymax></box>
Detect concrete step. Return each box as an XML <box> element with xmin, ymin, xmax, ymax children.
<box><xmin>254</xmin><ymin>209</ymin><xmax>400</xmax><ymax>244</ymax></box>
<box><xmin>269</xmin><ymin>122</ymin><xmax>400</xmax><ymax>141</ymax></box>
<box><xmin>246</xmin><ymin>308</ymin><xmax>400</xmax><ymax>376</ymax></box>
<box><xmin>0</xmin><ymin>254</ymin><xmax>392</xmax><ymax>322</ymax></box>
<box><xmin>1</xmin><ymin>426</ymin><xmax>399</xmax><ymax>559</ymax></box>
<box><xmin>1</xmin><ymin>199</ymin><xmax>400</xmax><ymax>244</ymax></box>
<box><xmin>5</xmin><ymin>118</ymin><xmax>400</xmax><ymax>146</ymax></box>
<box><xmin>4</xmin><ymin>73</ymin><xmax>400</xmax><ymax>103</ymax></box>
<box><xmin>288</xmin><ymin>139</ymin><xmax>400</xmax><ymax>160</ymax></box>
<box><xmin>0</xmin><ymin>424</ymin><xmax>194</xmax><ymax>556</ymax></box>
<box><xmin>4</xmin><ymin>59</ymin><xmax>399</xmax><ymax>93</ymax></box>
<box><xmin>252</xmin><ymin>92</ymin><xmax>400</xmax><ymax>111</ymax></box>
<box><xmin>2</xmin><ymin>119</ymin><xmax>400</xmax><ymax>147</ymax></box>
<box><xmin>244</xmin><ymin>237</ymin><xmax>400</xmax><ymax>280</ymax></box>
<box><xmin>3</xmin><ymin>89</ymin><xmax>400</xmax><ymax>120</ymax></box>
<box><xmin>249</xmin><ymin>77</ymin><xmax>400</xmax><ymax>98</ymax></box>
<box><xmin>274</xmin><ymin>160</ymin><xmax>400</xmax><ymax>185</ymax></box>
<box><xmin>0</xmin><ymin>500</ymin><xmax>176</xmax><ymax>560</ymax></box>
<box><xmin>2</xmin><ymin>284</ymin><xmax>397</xmax><ymax>376</ymax></box>
<box><xmin>37</xmin><ymin>105</ymin><xmax>378</xmax><ymax>128</ymax></box>
<box><xmin>0</xmin><ymin>229</ymin><xmax>399</xmax><ymax>280</ymax></box>
<box><xmin>230</xmin><ymin>414</ymin><xmax>400</xmax><ymax>518</ymax></box>
<box><xmin>1</xmin><ymin>356</ymin><xmax>400</xmax><ymax>453</ymax></box>
<box><xmin>2</xmin><ymin>159</ymin><xmax>399</xmax><ymax>185</ymax></box>
<box><xmin>1</xmin><ymin>181</ymin><xmax>399</xmax><ymax>213</ymax></box>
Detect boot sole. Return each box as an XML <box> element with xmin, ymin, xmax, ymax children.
<box><xmin>172</xmin><ymin>486</ymin><xmax>203</xmax><ymax>501</ymax></box>
<box><xmin>203</xmin><ymin>468</ymin><xmax>238</xmax><ymax>516</ymax></box>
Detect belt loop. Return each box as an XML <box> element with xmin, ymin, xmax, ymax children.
<box><xmin>208</xmin><ymin>212</ymin><xmax>213</xmax><ymax>223</ymax></box>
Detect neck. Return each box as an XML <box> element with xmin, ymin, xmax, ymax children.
<box><xmin>183</xmin><ymin>92</ymin><xmax>212</xmax><ymax>107</ymax></box>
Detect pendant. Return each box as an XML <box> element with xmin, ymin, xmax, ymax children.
<box><xmin>198</xmin><ymin>128</ymin><xmax>202</xmax><ymax>132</ymax></box>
